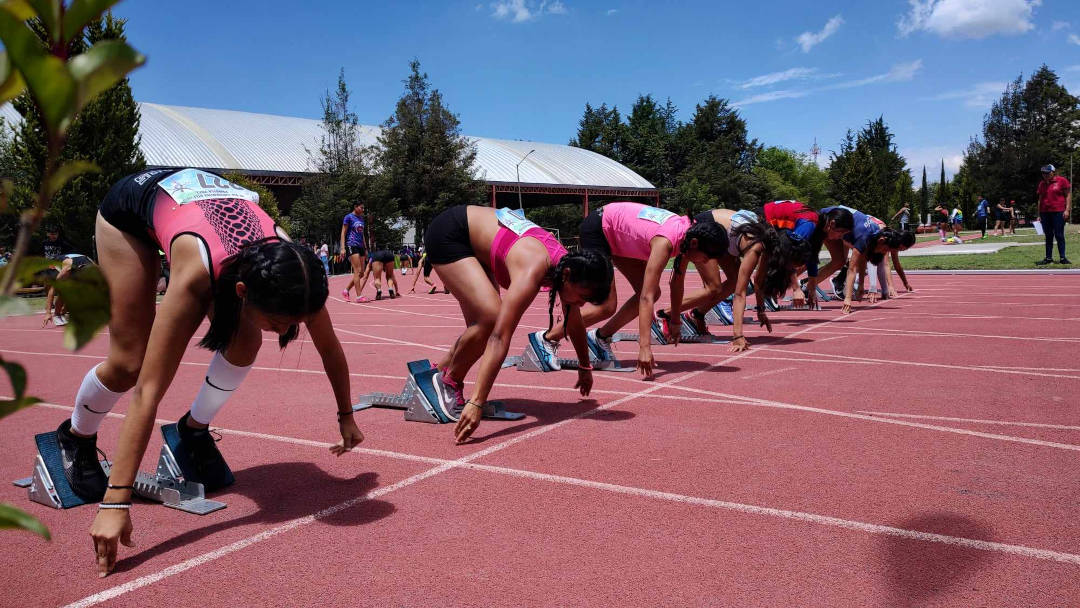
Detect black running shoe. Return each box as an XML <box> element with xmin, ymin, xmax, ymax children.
<box><xmin>55</xmin><ymin>419</ymin><xmax>107</xmax><ymax>501</ymax></box>
<box><xmin>176</xmin><ymin>412</ymin><xmax>234</xmax><ymax>490</ymax></box>
<box><xmin>375</xmin><ymin>291</ymin><xmax>383</xmax><ymax>301</ymax></box>
<box><xmin>1059</xmin><ymin>258</ymin><xmax>1072</xmax><ymax>265</ymax></box>
<box><xmin>1035</xmin><ymin>258</ymin><xmax>1053</xmax><ymax>266</ymax></box>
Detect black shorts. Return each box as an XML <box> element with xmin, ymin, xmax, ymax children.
<box><xmin>422</xmin><ymin>257</ymin><xmax>433</xmax><ymax>277</ymax></box>
<box><xmin>579</xmin><ymin>209</ymin><xmax>611</xmax><ymax>255</ymax></box>
<box><xmin>99</xmin><ymin>169</ymin><xmax>178</xmax><ymax>249</ymax></box>
<box><xmin>371</xmin><ymin>250</ymin><xmax>396</xmax><ymax>264</ymax></box>
<box><xmin>347</xmin><ymin>245</ymin><xmax>366</xmax><ymax>258</ymax></box>
<box><xmin>424</xmin><ymin>205</ymin><xmax>473</xmax><ymax>265</ymax></box>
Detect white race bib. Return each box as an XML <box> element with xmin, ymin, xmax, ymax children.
<box><xmin>157</xmin><ymin>169</ymin><xmax>259</xmax><ymax>205</ymax></box>
<box><xmin>495</xmin><ymin>207</ymin><xmax>540</xmax><ymax>236</ymax></box>
<box><xmin>637</xmin><ymin>206</ymin><xmax>676</xmax><ymax>225</ymax></box>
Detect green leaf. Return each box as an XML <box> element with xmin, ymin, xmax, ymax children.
<box><xmin>0</xmin><ymin>6</ymin><xmax>76</xmax><ymax>133</ymax></box>
<box><xmin>51</xmin><ymin>264</ymin><xmax>110</xmax><ymax>350</ymax></box>
<box><xmin>0</xmin><ymin>256</ymin><xmax>56</xmax><ymax>290</ymax></box>
<box><xmin>0</xmin><ymin>356</ymin><xmax>40</xmax><ymax>419</ymax></box>
<box><xmin>69</xmin><ymin>39</ymin><xmax>144</xmax><ymax>110</ymax></box>
<box><xmin>0</xmin><ymin>503</ymin><xmax>50</xmax><ymax>540</ymax></box>
<box><xmin>45</xmin><ymin>159</ymin><xmax>98</xmax><ymax>199</ymax></box>
<box><xmin>1</xmin><ymin>1</ymin><xmax>37</xmax><ymax>21</ymax></box>
<box><xmin>0</xmin><ymin>52</ymin><xmax>26</xmax><ymax>105</ymax></box>
<box><xmin>61</xmin><ymin>0</ymin><xmax>120</xmax><ymax>43</ymax></box>
<box><xmin>23</xmin><ymin>0</ymin><xmax>59</xmax><ymax>42</ymax></box>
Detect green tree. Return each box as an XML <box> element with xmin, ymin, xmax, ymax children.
<box><xmin>9</xmin><ymin>13</ymin><xmax>144</xmax><ymax>256</ymax></box>
<box><xmin>753</xmin><ymin>146</ymin><xmax>830</xmax><ymax>207</ymax></box>
<box><xmin>936</xmin><ymin>159</ymin><xmax>950</xmax><ymax>217</ymax></box>
<box><xmin>621</xmin><ymin>95</ymin><xmax>677</xmax><ymax>189</ymax></box>
<box><xmin>918</xmin><ymin>165</ymin><xmax>930</xmax><ymax>225</ymax></box>
<box><xmin>827</xmin><ymin>117</ymin><xmax>907</xmax><ymax>220</ymax></box>
<box><xmin>569</xmin><ymin>102</ymin><xmax>626</xmax><ymax>161</ymax></box>
<box><xmin>674</xmin><ymin>95</ymin><xmax>767</xmax><ymax>213</ymax></box>
<box><xmin>377</xmin><ymin>59</ymin><xmax>483</xmax><ymax>240</ymax></box>
<box><xmin>962</xmin><ymin>66</ymin><xmax>1080</xmax><ymax>219</ymax></box>
<box><xmin>290</xmin><ymin>69</ymin><xmax>383</xmax><ymax>246</ymax></box>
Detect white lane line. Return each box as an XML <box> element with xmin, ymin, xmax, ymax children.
<box><xmin>810</xmin><ymin>327</ymin><xmax>1080</xmax><ymax>343</ymax></box>
<box><xmin>859</xmin><ymin>411</ymin><xmax>1080</xmax><ymax>431</ymax></box>
<box><xmin>35</xmin><ymin>402</ymin><xmax>1080</xmax><ymax>579</ymax></box>
<box><xmin>740</xmin><ymin>367</ymin><xmax>795</xmax><ymax>381</ymax></box>
<box><xmin>334</xmin><ymin>327</ymin><xmax>446</xmax><ymax>352</ymax></box>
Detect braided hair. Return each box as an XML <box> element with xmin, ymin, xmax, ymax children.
<box><xmin>730</xmin><ymin>220</ymin><xmax>793</xmax><ymax>300</ymax></box>
<box><xmin>199</xmin><ymin>239</ymin><xmax>329</xmax><ymax>352</ymax></box>
<box><xmin>672</xmin><ymin>214</ymin><xmax>729</xmax><ymax>275</ymax></box>
<box><xmin>544</xmin><ymin>249</ymin><xmax>613</xmax><ymax>334</ymax></box>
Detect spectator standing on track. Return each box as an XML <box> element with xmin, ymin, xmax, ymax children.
<box><xmin>318</xmin><ymin>242</ymin><xmax>330</xmax><ymax>277</ymax></box>
<box><xmin>975</xmin><ymin>195</ymin><xmax>990</xmax><ymax>238</ymax></box>
<box><xmin>993</xmin><ymin>198</ymin><xmax>1009</xmax><ymax>236</ymax></box>
<box><xmin>1036</xmin><ymin>164</ymin><xmax>1072</xmax><ymax>265</ymax></box>
<box><xmin>891</xmin><ymin>203</ymin><xmax>911</xmax><ymax>233</ymax></box>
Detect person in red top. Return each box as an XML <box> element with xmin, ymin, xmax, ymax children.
<box><xmin>1036</xmin><ymin>164</ymin><xmax>1072</xmax><ymax>265</ymax></box>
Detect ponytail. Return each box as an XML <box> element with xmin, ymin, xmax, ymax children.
<box><xmin>674</xmin><ymin>213</ymin><xmax>729</xmax><ymax>274</ymax></box>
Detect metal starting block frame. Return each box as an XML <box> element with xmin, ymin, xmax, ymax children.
<box><xmin>502</xmin><ymin>342</ymin><xmax>636</xmax><ymax>373</ymax></box>
<box><xmin>611</xmin><ymin>316</ymin><xmax>730</xmax><ymax>346</ymax></box>
<box><xmin>354</xmin><ymin>359</ymin><xmax>527</xmax><ymax>422</ymax></box>
<box><xmin>13</xmin><ymin>434</ymin><xmax>225</xmax><ymax>515</ymax></box>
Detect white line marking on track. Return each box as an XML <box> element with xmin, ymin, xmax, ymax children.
<box><xmin>740</xmin><ymin>366</ymin><xmax>795</xmax><ymax>380</ymax></box>
<box><xmin>858</xmin><ymin>411</ymin><xmax>1080</xmax><ymax>431</ymax></box>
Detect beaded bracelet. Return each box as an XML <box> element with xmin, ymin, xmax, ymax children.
<box><xmin>465</xmin><ymin>400</ymin><xmax>483</xmax><ymax>409</ymax></box>
<box><xmin>336</xmin><ymin>411</ymin><xmax>353</xmax><ymax>419</ymax></box>
<box><xmin>577</xmin><ymin>364</ymin><xmax>594</xmax><ymax>371</ymax></box>
<box><xmin>98</xmin><ymin>502</ymin><xmax>132</xmax><ymax>510</ymax></box>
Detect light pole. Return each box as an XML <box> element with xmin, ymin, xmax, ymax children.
<box><xmin>516</xmin><ymin>149</ymin><xmax>536</xmax><ymax>213</ymax></box>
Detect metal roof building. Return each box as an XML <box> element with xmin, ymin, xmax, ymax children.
<box><xmin>2</xmin><ymin>103</ymin><xmax>657</xmax><ymax>212</ymax></box>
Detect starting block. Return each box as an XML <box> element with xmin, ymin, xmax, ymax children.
<box><xmin>612</xmin><ymin>316</ymin><xmax>730</xmax><ymax>346</ymax></box>
<box><xmin>502</xmin><ymin>340</ymin><xmax>636</xmax><ymax>373</ymax></box>
<box><xmin>13</xmin><ymin>428</ymin><xmax>226</xmax><ymax>515</ymax></box>
<box><xmin>353</xmin><ymin>359</ymin><xmax>526</xmax><ymax>422</ymax></box>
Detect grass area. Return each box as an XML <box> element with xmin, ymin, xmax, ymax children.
<box><xmin>901</xmin><ymin>229</ymin><xmax>1080</xmax><ymax>270</ymax></box>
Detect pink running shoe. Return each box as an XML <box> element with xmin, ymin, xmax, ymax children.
<box><xmin>342</xmin><ymin>289</ymin><xmax>350</xmax><ymax>303</ymax></box>
<box><xmin>356</xmin><ymin>296</ymin><xmax>369</xmax><ymax>303</ymax></box>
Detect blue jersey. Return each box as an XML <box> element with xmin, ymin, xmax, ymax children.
<box><xmin>836</xmin><ymin>206</ymin><xmax>881</xmax><ymax>253</ymax></box>
<box><xmin>343</xmin><ymin>212</ymin><xmax>366</xmax><ymax>247</ymax></box>
<box><xmin>976</xmin><ymin>199</ymin><xmax>989</xmax><ymax>218</ymax></box>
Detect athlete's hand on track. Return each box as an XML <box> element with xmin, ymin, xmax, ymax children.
<box><xmin>758</xmin><ymin>312</ymin><xmax>773</xmax><ymax>333</ymax></box>
<box><xmin>792</xmin><ymin>291</ymin><xmax>806</xmax><ymax>309</ymax></box>
<box><xmin>903</xmin><ymin>282</ymin><xmax>914</xmax><ymax>292</ymax></box>
<box><xmin>805</xmin><ymin>292</ymin><xmax>817</xmax><ymax>310</ymax></box>
<box><xmin>41</xmin><ymin>315</ymin><xmax>52</xmax><ymax>328</ymax></box>
<box><xmin>330</xmin><ymin>415</ymin><xmax>365</xmax><ymax>456</ymax></box>
<box><xmin>867</xmin><ymin>292</ymin><xmax>879</xmax><ymax>304</ymax></box>
<box><xmin>841</xmin><ymin>299</ymin><xmax>854</xmax><ymax>314</ymax></box>
<box><xmin>90</xmin><ymin>508</ymin><xmax>134</xmax><ymax>577</ymax></box>
<box><xmin>575</xmin><ymin>369</ymin><xmax>593</xmax><ymax>396</ymax></box>
<box><xmin>667</xmin><ymin>317</ymin><xmax>681</xmax><ymax>346</ymax></box>
<box><xmin>637</xmin><ymin>346</ymin><xmax>655</xmax><ymax>380</ymax></box>
<box><xmin>729</xmin><ymin>336</ymin><xmax>750</xmax><ymax>353</ymax></box>
<box><xmin>454</xmin><ymin>402</ymin><xmax>483</xmax><ymax>444</ymax></box>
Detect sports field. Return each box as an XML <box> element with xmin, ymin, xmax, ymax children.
<box><xmin>2</xmin><ymin>270</ymin><xmax>1079</xmax><ymax>607</ymax></box>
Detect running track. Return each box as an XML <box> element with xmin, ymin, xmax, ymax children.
<box><xmin>1</xmin><ymin>272</ymin><xmax>1078</xmax><ymax>607</ymax></box>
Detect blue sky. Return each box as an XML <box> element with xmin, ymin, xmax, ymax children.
<box><xmin>115</xmin><ymin>0</ymin><xmax>1079</xmax><ymax>181</ymax></box>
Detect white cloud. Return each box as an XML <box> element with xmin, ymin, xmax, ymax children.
<box><xmin>1069</xmin><ymin>33</ymin><xmax>1080</xmax><ymax>45</ymax></box>
<box><xmin>733</xmin><ymin>60</ymin><xmax>922</xmax><ymax>106</ymax></box>
<box><xmin>735</xmin><ymin>67</ymin><xmax>840</xmax><ymax>89</ymax></box>
<box><xmin>898</xmin><ymin>0</ymin><xmax>1039</xmax><ymax>39</ymax></box>
<box><xmin>921</xmin><ymin>81</ymin><xmax>1005</xmax><ymax>108</ymax></box>
<box><xmin>606</xmin><ymin>8</ymin><xmax>618</xmax><ymax>16</ymax></box>
<box><xmin>1051</xmin><ymin>20</ymin><xmax>1070</xmax><ymax>31</ymax></box>
<box><xmin>796</xmin><ymin>15</ymin><xmax>844</xmax><ymax>52</ymax></box>
<box><xmin>490</xmin><ymin>0</ymin><xmax>567</xmax><ymax>22</ymax></box>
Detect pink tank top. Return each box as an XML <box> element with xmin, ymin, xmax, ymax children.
<box><xmin>150</xmin><ymin>170</ymin><xmax>280</xmax><ymax>280</ymax></box>
<box><xmin>601</xmin><ymin>202</ymin><xmax>690</xmax><ymax>260</ymax></box>
<box><xmin>489</xmin><ymin>209</ymin><xmax>567</xmax><ymax>289</ymax></box>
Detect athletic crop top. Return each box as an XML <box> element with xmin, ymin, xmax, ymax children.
<box><xmin>763</xmin><ymin>201</ymin><xmax>818</xmax><ymax>241</ymax></box>
<box><xmin>838</xmin><ymin>205</ymin><xmax>881</xmax><ymax>254</ymax></box>
<box><xmin>149</xmin><ymin>169</ymin><xmax>282</xmax><ymax>280</ymax></box>
<box><xmin>490</xmin><ymin>208</ymin><xmax>567</xmax><ymax>289</ymax></box>
<box><xmin>601</xmin><ymin>202</ymin><xmax>690</xmax><ymax>260</ymax></box>
<box><xmin>726</xmin><ymin>209</ymin><xmax>760</xmax><ymax>257</ymax></box>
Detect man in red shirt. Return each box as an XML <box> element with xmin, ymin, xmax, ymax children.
<box><xmin>1036</xmin><ymin>164</ymin><xmax>1072</xmax><ymax>265</ymax></box>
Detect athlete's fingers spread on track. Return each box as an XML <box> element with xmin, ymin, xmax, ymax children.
<box><xmin>575</xmin><ymin>369</ymin><xmax>593</xmax><ymax>396</ymax></box>
<box><xmin>841</xmin><ymin>301</ymin><xmax>853</xmax><ymax>314</ymax></box>
<box><xmin>91</xmin><ymin>509</ymin><xmax>130</xmax><ymax>577</ymax></box>
<box><xmin>805</xmin><ymin>294</ymin><xmax>817</xmax><ymax>310</ymax></box>
<box><xmin>792</xmin><ymin>292</ymin><xmax>805</xmax><ymax>308</ymax></box>
<box><xmin>868</xmin><ymin>292</ymin><xmax>879</xmax><ymax>304</ymax></box>
<box><xmin>729</xmin><ymin>336</ymin><xmax>749</xmax><ymax>353</ymax></box>
<box><xmin>637</xmin><ymin>348</ymin><xmax>654</xmax><ymax>380</ymax></box>
<box><xmin>455</xmin><ymin>406</ymin><xmax>481</xmax><ymax>443</ymax></box>
<box><xmin>759</xmin><ymin>313</ymin><xmax>773</xmax><ymax>333</ymax></box>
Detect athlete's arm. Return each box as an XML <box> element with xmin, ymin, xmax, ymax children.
<box><xmin>564</xmin><ymin>305</ymin><xmax>593</xmax><ymax>397</ymax></box>
<box><xmin>636</xmin><ymin>238</ymin><xmax>672</xmax><ymax>379</ymax></box>
<box><xmin>306</xmin><ymin>306</ymin><xmax>363</xmax><ymax>456</ymax></box>
<box><xmin>730</xmin><ymin>243</ymin><xmax>763</xmax><ymax>352</ymax></box>
<box><xmin>90</xmin><ymin>239</ymin><xmax>210</xmax><ymax>577</ymax></box>
<box><xmin>891</xmin><ymin>250</ymin><xmax>912</xmax><ymax>291</ymax></box>
<box><xmin>665</xmin><ymin>253</ymin><xmax>690</xmax><ymax>344</ymax></box>
<box><xmin>338</xmin><ymin>224</ymin><xmax>347</xmax><ymax>261</ymax></box>
<box><xmin>454</xmin><ymin>268</ymin><xmax>543</xmax><ymax>443</ymax></box>
<box><xmin>842</xmin><ymin>246</ymin><xmax>863</xmax><ymax>313</ymax></box>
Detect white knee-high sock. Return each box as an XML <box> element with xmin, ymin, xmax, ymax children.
<box><xmin>189</xmin><ymin>352</ymin><xmax>252</xmax><ymax>425</ymax></box>
<box><xmin>71</xmin><ymin>364</ymin><xmax>124</xmax><ymax>436</ymax></box>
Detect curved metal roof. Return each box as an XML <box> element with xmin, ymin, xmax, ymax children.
<box><xmin>143</xmin><ymin>103</ymin><xmax>656</xmax><ymax>189</ymax></box>
<box><xmin>1</xmin><ymin>102</ymin><xmax>654</xmax><ymax>189</ymax></box>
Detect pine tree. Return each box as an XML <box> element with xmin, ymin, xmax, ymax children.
<box><xmin>377</xmin><ymin>60</ymin><xmax>483</xmax><ymax>239</ymax></box>
<box><xmin>936</xmin><ymin>159</ymin><xmax>949</xmax><ymax>216</ymax></box>
<box><xmin>827</xmin><ymin>117</ymin><xmax>907</xmax><ymax>220</ymax></box>
<box><xmin>9</xmin><ymin>13</ymin><xmax>144</xmax><ymax>256</ymax></box>
<box><xmin>919</xmin><ymin>166</ymin><xmax>930</xmax><ymax>225</ymax></box>
<box><xmin>569</xmin><ymin>102</ymin><xmax>625</xmax><ymax>161</ymax></box>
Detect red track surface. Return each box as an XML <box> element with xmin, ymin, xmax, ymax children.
<box><xmin>2</xmin><ymin>271</ymin><xmax>1079</xmax><ymax>607</ymax></box>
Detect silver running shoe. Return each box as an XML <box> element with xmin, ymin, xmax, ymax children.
<box><xmin>432</xmin><ymin>371</ymin><xmax>465</xmax><ymax>422</ymax></box>
<box><xmin>587</xmin><ymin>329</ymin><xmax>615</xmax><ymax>362</ymax></box>
<box><xmin>528</xmin><ymin>331</ymin><xmax>562</xmax><ymax>371</ymax></box>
